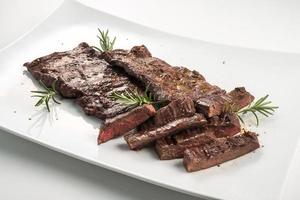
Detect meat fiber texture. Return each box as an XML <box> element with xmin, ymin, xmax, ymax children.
<box><xmin>183</xmin><ymin>132</ymin><xmax>260</xmax><ymax>172</ymax></box>
<box><xmin>124</xmin><ymin>98</ymin><xmax>207</xmax><ymax>150</ymax></box>
<box><xmin>101</xmin><ymin>46</ymin><xmax>222</xmax><ymax>101</ymax></box>
<box><xmin>98</xmin><ymin>104</ymin><xmax>156</xmax><ymax>144</ymax></box>
<box><xmin>102</xmin><ymin>45</ymin><xmax>254</xmax><ymax>118</ymax></box>
<box><xmin>155</xmin><ymin>128</ymin><xmax>216</xmax><ymax>160</ymax></box>
<box><xmin>24</xmin><ymin>42</ymin><xmax>142</xmax><ymax>119</ymax></box>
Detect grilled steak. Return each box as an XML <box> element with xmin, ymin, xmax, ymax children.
<box><xmin>101</xmin><ymin>45</ymin><xmax>222</xmax><ymax>102</ymax></box>
<box><xmin>138</xmin><ymin>98</ymin><xmax>196</xmax><ymax>131</ymax></box>
<box><xmin>228</xmin><ymin>87</ymin><xmax>254</xmax><ymax>110</ymax></box>
<box><xmin>154</xmin><ymin>98</ymin><xmax>196</xmax><ymax>126</ymax></box>
<box><xmin>183</xmin><ymin>132</ymin><xmax>260</xmax><ymax>172</ymax></box>
<box><xmin>196</xmin><ymin>87</ymin><xmax>254</xmax><ymax>117</ymax></box>
<box><xmin>124</xmin><ymin>114</ymin><xmax>207</xmax><ymax>150</ymax></box>
<box><xmin>24</xmin><ymin>43</ymin><xmax>142</xmax><ymax>119</ymax></box>
<box><xmin>102</xmin><ymin>45</ymin><xmax>254</xmax><ymax>118</ymax></box>
<box><xmin>208</xmin><ymin>113</ymin><xmax>241</xmax><ymax>137</ymax></box>
<box><xmin>195</xmin><ymin>91</ymin><xmax>232</xmax><ymax>117</ymax></box>
<box><xmin>125</xmin><ymin>98</ymin><xmax>201</xmax><ymax>149</ymax></box>
<box><xmin>98</xmin><ymin>104</ymin><xmax>156</xmax><ymax>144</ymax></box>
<box><xmin>155</xmin><ymin>113</ymin><xmax>240</xmax><ymax>160</ymax></box>
<box><xmin>155</xmin><ymin>128</ymin><xmax>216</xmax><ymax>160</ymax></box>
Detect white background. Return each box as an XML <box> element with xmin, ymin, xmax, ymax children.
<box><xmin>0</xmin><ymin>0</ymin><xmax>299</xmax><ymax>199</ymax></box>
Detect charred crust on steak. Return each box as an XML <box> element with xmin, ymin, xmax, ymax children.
<box><xmin>124</xmin><ymin>113</ymin><xmax>207</xmax><ymax>150</ymax></box>
<box><xmin>183</xmin><ymin>132</ymin><xmax>260</xmax><ymax>172</ymax></box>
<box><xmin>228</xmin><ymin>87</ymin><xmax>255</xmax><ymax>110</ymax></box>
<box><xmin>102</xmin><ymin>45</ymin><xmax>222</xmax><ymax>102</ymax></box>
<box><xmin>24</xmin><ymin>43</ymin><xmax>143</xmax><ymax>119</ymax></box>
<box><xmin>155</xmin><ymin>128</ymin><xmax>216</xmax><ymax>160</ymax></box>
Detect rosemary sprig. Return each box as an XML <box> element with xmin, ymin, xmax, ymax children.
<box><xmin>93</xmin><ymin>28</ymin><xmax>116</xmax><ymax>52</ymax></box>
<box><xmin>237</xmin><ymin>95</ymin><xmax>278</xmax><ymax>125</ymax></box>
<box><xmin>111</xmin><ymin>87</ymin><xmax>154</xmax><ymax>107</ymax></box>
<box><xmin>31</xmin><ymin>80</ymin><xmax>61</xmax><ymax>112</ymax></box>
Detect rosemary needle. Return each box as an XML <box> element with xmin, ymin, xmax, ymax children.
<box><xmin>93</xmin><ymin>28</ymin><xmax>116</xmax><ymax>52</ymax></box>
<box><xmin>237</xmin><ymin>95</ymin><xmax>278</xmax><ymax>125</ymax></box>
<box><xmin>111</xmin><ymin>87</ymin><xmax>154</xmax><ymax>107</ymax></box>
<box><xmin>31</xmin><ymin>80</ymin><xmax>61</xmax><ymax>112</ymax></box>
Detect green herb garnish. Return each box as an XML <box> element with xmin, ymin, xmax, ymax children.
<box><xmin>111</xmin><ymin>86</ymin><xmax>278</xmax><ymax>126</ymax></box>
<box><xmin>93</xmin><ymin>28</ymin><xmax>116</xmax><ymax>52</ymax></box>
<box><xmin>111</xmin><ymin>87</ymin><xmax>154</xmax><ymax>107</ymax></box>
<box><xmin>237</xmin><ymin>95</ymin><xmax>278</xmax><ymax>125</ymax></box>
<box><xmin>31</xmin><ymin>80</ymin><xmax>61</xmax><ymax>112</ymax></box>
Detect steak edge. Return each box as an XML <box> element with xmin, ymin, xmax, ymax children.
<box><xmin>24</xmin><ymin>42</ymin><xmax>142</xmax><ymax>119</ymax></box>
<box><xmin>124</xmin><ymin>114</ymin><xmax>207</xmax><ymax>150</ymax></box>
<box><xmin>183</xmin><ymin>132</ymin><xmax>260</xmax><ymax>172</ymax></box>
<box><xmin>98</xmin><ymin>104</ymin><xmax>156</xmax><ymax>144</ymax></box>
<box><xmin>155</xmin><ymin>128</ymin><xmax>216</xmax><ymax>160</ymax></box>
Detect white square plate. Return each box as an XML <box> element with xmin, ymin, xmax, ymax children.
<box><xmin>0</xmin><ymin>1</ymin><xmax>299</xmax><ymax>199</ymax></box>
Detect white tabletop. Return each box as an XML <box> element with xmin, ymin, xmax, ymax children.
<box><xmin>0</xmin><ymin>0</ymin><xmax>299</xmax><ymax>199</ymax></box>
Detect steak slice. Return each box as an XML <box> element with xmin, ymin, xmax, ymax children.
<box><xmin>155</xmin><ymin>113</ymin><xmax>240</xmax><ymax>160</ymax></box>
<box><xmin>98</xmin><ymin>104</ymin><xmax>156</xmax><ymax>144</ymax></box>
<box><xmin>24</xmin><ymin>42</ymin><xmax>107</xmax><ymax>98</ymax></box>
<box><xmin>101</xmin><ymin>45</ymin><xmax>222</xmax><ymax>101</ymax></box>
<box><xmin>154</xmin><ymin>98</ymin><xmax>195</xmax><ymax>126</ymax></box>
<box><xmin>183</xmin><ymin>132</ymin><xmax>259</xmax><ymax>172</ymax></box>
<box><xmin>195</xmin><ymin>91</ymin><xmax>232</xmax><ymax>117</ymax></box>
<box><xmin>228</xmin><ymin>87</ymin><xmax>254</xmax><ymax>110</ymax></box>
<box><xmin>24</xmin><ymin>42</ymin><xmax>142</xmax><ymax>119</ymax></box>
<box><xmin>102</xmin><ymin>45</ymin><xmax>250</xmax><ymax>118</ymax></box>
<box><xmin>124</xmin><ymin>114</ymin><xmax>207</xmax><ymax>150</ymax></box>
<box><xmin>208</xmin><ymin>113</ymin><xmax>241</xmax><ymax>137</ymax></box>
<box><xmin>155</xmin><ymin>128</ymin><xmax>216</xmax><ymax>160</ymax></box>
<box><xmin>125</xmin><ymin>98</ymin><xmax>199</xmax><ymax>149</ymax></box>
<box><xmin>138</xmin><ymin>98</ymin><xmax>196</xmax><ymax>131</ymax></box>
<box><xmin>195</xmin><ymin>87</ymin><xmax>254</xmax><ymax>117</ymax></box>
<box><xmin>155</xmin><ymin>112</ymin><xmax>241</xmax><ymax>160</ymax></box>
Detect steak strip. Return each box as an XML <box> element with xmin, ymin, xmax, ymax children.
<box><xmin>195</xmin><ymin>91</ymin><xmax>232</xmax><ymax>117</ymax></box>
<box><xmin>101</xmin><ymin>45</ymin><xmax>222</xmax><ymax>102</ymax></box>
<box><xmin>124</xmin><ymin>114</ymin><xmax>207</xmax><ymax>150</ymax></box>
<box><xmin>102</xmin><ymin>45</ymin><xmax>254</xmax><ymax>118</ymax></box>
<box><xmin>228</xmin><ymin>87</ymin><xmax>254</xmax><ymax>110</ymax></box>
<box><xmin>24</xmin><ymin>43</ymin><xmax>142</xmax><ymax>119</ymax></box>
<box><xmin>154</xmin><ymin>98</ymin><xmax>195</xmax><ymax>126</ymax></box>
<box><xmin>183</xmin><ymin>132</ymin><xmax>260</xmax><ymax>172</ymax></box>
<box><xmin>98</xmin><ymin>104</ymin><xmax>156</xmax><ymax>144</ymax></box>
<box><xmin>138</xmin><ymin>98</ymin><xmax>196</xmax><ymax>131</ymax></box>
<box><xmin>155</xmin><ymin>113</ymin><xmax>240</xmax><ymax>160</ymax></box>
<box><xmin>155</xmin><ymin>128</ymin><xmax>216</xmax><ymax>160</ymax></box>
<box><xmin>208</xmin><ymin>113</ymin><xmax>241</xmax><ymax>137</ymax></box>
<box><xmin>195</xmin><ymin>87</ymin><xmax>254</xmax><ymax>117</ymax></box>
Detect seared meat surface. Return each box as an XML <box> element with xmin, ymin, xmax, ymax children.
<box><xmin>155</xmin><ymin>128</ymin><xmax>216</xmax><ymax>160</ymax></box>
<box><xmin>98</xmin><ymin>104</ymin><xmax>156</xmax><ymax>144</ymax></box>
<box><xmin>228</xmin><ymin>87</ymin><xmax>254</xmax><ymax>110</ymax></box>
<box><xmin>102</xmin><ymin>45</ymin><xmax>255</xmax><ymax>118</ymax></box>
<box><xmin>102</xmin><ymin>45</ymin><xmax>222</xmax><ymax>102</ymax></box>
<box><xmin>207</xmin><ymin>113</ymin><xmax>241</xmax><ymax>137</ymax></box>
<box><xmin>124</xmin><ymin>98</ymin><xmax>205</xmax><ymax>150</ymax></box>
<box><xmin>125</xmin><ymin>114</ymin><xmax>207</xmax><ymax>150</ymax></box>
<box><xmin>24</xmin><ymin>43</ymin><xmax>142</xmax><ymax>119</ymax></box>
<box><xmin>183</xmin><ymin>132</ymin><xmax>259</xmax><ymax>172</ymax></box>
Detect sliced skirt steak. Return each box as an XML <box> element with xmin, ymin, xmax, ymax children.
<box><xmin>155</xmin><ymin>128</ymin><xmax>216</xmax><ymax>160</ymax></box>
<box><xmin>101</xmin><ymin>45</ymin><xmax>222</xmax><ymax>102</ymax></box>
<box><xmin>98</xmin><ymin>104</ymin><xmax>156</xmax><ymax>144</ymax></box>
<box><xmin>24</xmin><ymin>42</ymin><xmax>142</xmax><ymax>119</ymax></box>
<box><xmin>102</xmin><ymin>45</ymin><xmax>254</xmax><ymax>117</ymax></box>
<box><xmin>124</xmin><ymin>114</ymin><xmax>207</xmax><ymax>150</ymax></box>
<box><xmin>183</xmin><ymin>132</ymin><xmax>259</xmax><ymax>172</ymax></box>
